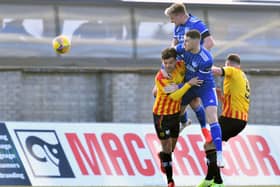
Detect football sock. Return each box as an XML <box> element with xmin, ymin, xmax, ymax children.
<box><xmin>210</xmin><ymin>122</ymin><xmax>222</xmax><ymax>152</ymax></box>
<box><xmin>194</xmin><ymin>105</ymin><xmax>206</xmax><ymax>128</ymax></box>
<box><xmin>202</xmin><ymin>128</ymin><xmax>212</xmax><ymax>142</ymax></box>
<box><xmin>206</xmin><ymin>151</ymin><xmax>223</xmax><ymax>184</ymax></box>
<box><xmin>161</xmin><ymin>152</ymin><xmax>173</xmax><ymax>183</ymax></box>
<box><xmin>205</xmin><ymin>151</ymin><xmax>216</xmax><ymax>180</ymax></box>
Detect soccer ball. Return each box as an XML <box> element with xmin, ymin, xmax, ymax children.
<box><xmin>52</xmin><ymin>35</ymin><xmax>71</xmax><ymax>54</ymax></box>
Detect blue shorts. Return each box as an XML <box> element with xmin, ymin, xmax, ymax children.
<box><xmin>181</xmin><ymin>85</ymin><xmax>218</xmax><ymax>108</ymax></box>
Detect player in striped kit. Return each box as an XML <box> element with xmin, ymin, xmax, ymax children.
<box><xmin>153</xmin><ymin>47</ymin><xmax>203</xmax><ymax>187</ymax></box>
<box><xmin>213</xmin><ymin>53</ymin><xmax>250</xmax><ymax>140</ymax></box>
<box><xmin>197</xmin><ymin>54</ymin><xmax>250</xmax><ymax>187</ymax></box>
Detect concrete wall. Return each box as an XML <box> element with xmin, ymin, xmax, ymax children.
<box><xmin>0</xmin><ymin>69</ymin><xmax>279</xmax><ymax>125</ymax></box>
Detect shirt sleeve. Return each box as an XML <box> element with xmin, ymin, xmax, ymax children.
<box><xmin>223</xmin><ymin>66</ymin><xmax>234</xmax><ymax>77</ymax></box>
<box><xmin>169</xmin><ymin>83</ymin><xmax>191</xmax><ymax>101</ymax></box>
<box><xmin>201</xmin><ymin>31</ymin><xmax>210</xmax><ymax>40</ymax></box>
<box><xmin>155</xmin><ymin>74</ymin><xmax>168</xmax><ymax>93</ymax></box>
<box><xmin>193</xmin><ymin>21</ymin><xmax>209</xmax><ymax>37</ymax></box>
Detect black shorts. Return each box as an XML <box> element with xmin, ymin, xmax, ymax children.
<box><xmin>153</xmin><ymin>113</ymin><xmax>180</xmax><ymax>140</ymax></box>
<box><xmin>219</xmin><ymin>116</ymin><xmax>247</xmax><ymax>141</ymax></box>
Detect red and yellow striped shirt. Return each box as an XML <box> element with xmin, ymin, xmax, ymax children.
<box><xmin>222</xmin><ymin>66</ymin><xmax>250</xmax><ymax>121</ymax></box>
<box><xmin>153</xmin><ymin>61</ymin><xmax>185</xmax><ymax>115</ymax></box>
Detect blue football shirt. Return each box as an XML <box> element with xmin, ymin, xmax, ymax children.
<box><xmin>176</xmin><ymin>45</ymin><xmax>215</xmax><ymax>88</ymax></box>
<box><xmin>173</xmin><ymin>14</ymin><xmax>209</xmax><ymax>46</ymax></box>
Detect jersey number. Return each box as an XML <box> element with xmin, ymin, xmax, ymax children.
<box><xmin>245</xmin><ymin>79</ymin><xmax>250</xmax><ymax>100</ymax></box>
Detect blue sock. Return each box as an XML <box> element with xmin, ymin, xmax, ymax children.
<box><xmin>194</xmin><ymin>105</ymin><xmax>206</xmax><ymax>128</ymax></box>
<box><xmin>180</xmin><ymin>112</ymin><xmax>188</xmax><ymax>123</ymax></box>
<box><xmin>210</xmin><ymin>122</ymin><xmax>222</xmax><ymax>152</ymax></box>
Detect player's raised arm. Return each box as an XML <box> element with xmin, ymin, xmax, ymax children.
<box><xmin>212</xmin><ymin>65</ymin><xmax>224</xmax><ymax>76</ymax></box>
<box><xmin>203</xmin><ymin>35</ymin><xmax>215</xmax><ymax>50</ymax></box>
<box><xmin>169</xmin><ymin>77</ymin><xmax>203</xmax><ymax>101</ymax></box>
<box><xmin>192</xmin><ymin>18</ymin><xmax>215</xmax><ymax>50</ymax></box>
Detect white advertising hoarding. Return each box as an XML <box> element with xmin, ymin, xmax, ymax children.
<box><xmin>3</xmin><ymin>122</ymin><xmax>280</xmax><ymax>186</ymax></box>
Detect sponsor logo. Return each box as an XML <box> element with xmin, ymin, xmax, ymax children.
<box><xmin>66</xmin><ymin>132</ymin><xmax>280</xmax><ymax>178</ymax></box>
<box><xmin>0</xmin><ymin>123</ymin><xmax>31</xmax><ymax>185</ymax></box>
<box><xmin>192</xmin><ymin>61</ymin><xmax>198</xmax><ymax>68</ymax></box>
<box><xmin>165</xmin><ymin>130</ymin><xmax>170</xmax><ymax>135</ymax></box>
<box><xmin>186</xmin><ymin>64</ymin><xmax>196</xmax><ymax>72</ymax></box>
<box><xmin>15</xmin><ymin>130</ymin><xmax>74</xmax><ymax>178</ymax></box>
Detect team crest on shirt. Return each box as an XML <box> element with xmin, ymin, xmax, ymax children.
<box><xmin>186</xmin><ymin>61</ymin><xmax>199</xmax><ymax>73</ymax></box>
<box><xmin>186</xmin><ymin>64</ymin><xmax>195</xmax><ymax>72</ymax></box>
<box><xmin>192</xmin><ymin>61</ymin><xmax>198</xmax><ymax>68</ymax></box>
<box><xmin>159</xmin><ymin>132</ymin><xmax>165</xmax><ymax>138</ymax></box>
<box><xmin>165</xmin><ymin>130</ymin><xmax>170</xmax><ymax>135</ymax></box>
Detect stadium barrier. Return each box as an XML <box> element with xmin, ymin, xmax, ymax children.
<box><xmin>0</xmin><ymin>122</ymin><xmax>279</xmax><ymax>186</ymax></box>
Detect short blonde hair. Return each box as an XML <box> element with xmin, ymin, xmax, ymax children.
<box><xmin>164</xmin><ymin>3</ymin><xmax>187</xmax><ymax>16</ymax></box>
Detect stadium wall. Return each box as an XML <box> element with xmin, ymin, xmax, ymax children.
<box><xmin>0</xmin><ymin>68</ymin><xmax>279</xmax><ymax>125</ymax></box>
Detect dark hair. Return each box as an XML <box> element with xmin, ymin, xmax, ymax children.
<box><xmin>161</xmin><ymin>47</ymin><xmax>177</xmax><ymax>60</ymax></box>
<box><xmin>165</xmin><ymin>3</ymin><xmax>187</xmax><ymax>16</ymax></box>
<box><xmin>227</xmin><ymin>53</ymin><xmax>240</xmax><ymax>64</ymax></box>
<box><xmin>186</xmin><ymin>29</ymin><xmax>201</xmax><ymax>40</ymax></box>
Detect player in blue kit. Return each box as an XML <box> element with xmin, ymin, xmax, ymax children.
<box><xmin>164</xmin><ymin>3</ymin><xmax>215</xmax><ymax>142</ymax></box>
<box><xmin>176</xmin><ymin>30</ymin><xmax>224</xmax><ymax>168</ymax></box>
<box><xmin>165</xmin><ymin>3</ymin><xmax>214</xmax><ymax>50</ymax></box>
